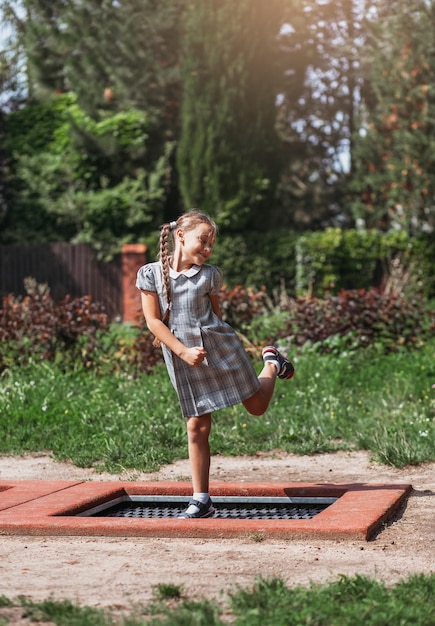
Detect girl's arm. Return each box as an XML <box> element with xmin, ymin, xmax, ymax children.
<box><xmin>140</xmin><ymin>291</ymin><xmax>207</xmax><ymax>366</ymax></box>
<box><xmin>210</xmin><ymin>294</ymin><xmax>222</xmax><ymax>320</ymax></box>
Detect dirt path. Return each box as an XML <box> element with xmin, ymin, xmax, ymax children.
<box><xmin>0</xmin><ymin>451</ymin><xmax>433</xmax><ymax>612</ymax></box>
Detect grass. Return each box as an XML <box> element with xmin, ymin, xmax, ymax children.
<box><xmin>0</xmin><ymin>330</ymin><xmax>434</xmax><ymax>625</ymax></box>
<box><xmin>0</xmin><ymin>339</ymin><xmax>434</xmax><ymax>471</ymax></box>
<box><xmin>0</xmin><ymin>573</ymin><xmax>434</xmax><ymax>624</ymax></box>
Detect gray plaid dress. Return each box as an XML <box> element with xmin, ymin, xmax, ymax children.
<box><xmin>136</xmin><ymin>262</ymin><xmax>260</xmax><ymax>417</ymax></box>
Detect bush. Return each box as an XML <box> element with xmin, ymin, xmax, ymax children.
<box><xmin>271</xmin><ymin>288</ymin><xmax>435</xmax><ymax>354</ymax></box>
<box><xmin>203</xmin><ymin>230</ymin><xmax>299</xmax><ymax>293</ymax></box>
<box><xmin>133</xmin><ymin>318</ymin><xmax>165</xmax><ymax>373</ymax></box>
<box><xmin>296</xmin><ymin>228</ymin><xmax>435</xmax><ymax>299</ymax></box>
<box><xmin>0</xmin><ymin>292</ymin><xmax>109</xmax><ymax>372</ymax></box>
<box><xmin>219</xmin><ymin>284</ymin><xmax>269</xmax><ymax>333</ymax></box>
<box><xmin>2</xmin><ymin>284</ymin><xmax>434</xmax><ymax>375</ymax></box>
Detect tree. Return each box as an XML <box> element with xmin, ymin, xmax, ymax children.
<box><xmin>350</xmin><ymin>0</ymin><xmax>435</xmax><ymax>233</ymax></box>
<box><xmin>176</xmin><ymin>0</ymin><xmax>287</xmax><ymax>231</ymax></box>
<box><xmin>0</xmin><ymin>1</ymin><xmax>184</xmax><ymax>245</ymax></box>
<box><xmin>276</xmin><ymin>0</ymin><xmax>372</xmax><ymax>229</ymax></box>
<box><xmin>0</xmin><ymin>0</ymin><xmax>184</xmax><ymax>153</ymax></box>
<box><xmin>1</xmin><ymin>94</ymin><xmax>173</xmax><ymax>251</ymax></box>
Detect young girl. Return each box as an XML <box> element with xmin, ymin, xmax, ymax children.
<box><xmin>136</xmin><ymin>210</ymin><xmax>294</xmax><ymax>519</ymax></box>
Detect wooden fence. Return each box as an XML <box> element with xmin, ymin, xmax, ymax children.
<box><xmin>0</xmin><ymin>243</ymin><xmax>147</xmax><ymax>322</ymax></box>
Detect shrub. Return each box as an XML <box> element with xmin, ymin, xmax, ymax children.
<box><xmin>2</xmin><ymin>284</ymin><xmax>433</xmax><ymax>375</ymax></box>
<box><xmin>0</xmin><ymin>292</ymin><xmax>108</xmax><ymax>372</ymax></box>
<box><xmin>219</xmin><ymin>284</ymin><xmax>269</xmax><ymax>333</ymax></box>
<box><xmin>272</xmin><ymin>288</ymin><xmax>434</xmax><ymax>354</ymax></box>
<box><xmin>296</xmin><ymin>228</ymin><xmax>435</xmax><ymax>299</ymax></box>
<box><xmin>133</xmin><ymin>318</ymin><xmax>165</xmax><ymax>373</ymax></box>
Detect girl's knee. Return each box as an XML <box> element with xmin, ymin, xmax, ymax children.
<box><xmin>186</xmin><ymin>415</ymin><xmax>212</xmax><ymax>440</ymax></box>
<box><xmin>247</xmin><ymin>406</ymin><xmax>267</xmax><ymax>417</ymax></box>
<box><xmin>242</xmin><ymin>398</ymin><xmax>267</xmax><ymax>416</ymax></box>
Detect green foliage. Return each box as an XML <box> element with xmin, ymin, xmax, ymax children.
<box><xmin>152</xmin><ymin>583</ymin><xmax>184</xmax><ymax>601</ymax></box>
<box><xmin>350</xmin><ymin>0</ymin><xmax>435</xmax><ymax>233</ymax></box>
<box><xmin>211</xmin><ymin>230</ymin><xmax>298</xmax><ymax>293</ymax></box>
<box><xmin>3</xmin><ymin>0</ymin><xmax>184</xmax><ymax>122</ymax></box>
<box><xmin>142</xmin><ymin>229</ymin><xmax>299</xmax><ymax>294</ymax></box>
<box><xmin>2</xmin><ymin>1</ymin><xmax>435</xmax><ymax>239</ymax></box>
<box><xmin>2</xmin><ymin>94</ymin><xmax>173</xmax><ymax>248</ymax></box>
<box><xmin>229</xmin><ymin>574</ymin><xmax>435</xmax><ymax>625</ymax></box>
<box><xmin>276</xmin><ymin>0</ymin><xmax>360</xmax><ymax>229</ymax></box>
<box><xmin>149</xmin><ymin>226</ymin><xmax>434</xmax><ymax>299</ymax></box>
<box><xmin>3</xmin><ymin>279</ymin><xmax>434</xmax><ymax>380</ymax></box>
<box><xmin>177</xmin><ymin>0</ymin><xmax>285</xmax><ymax>231</ymax></box>
<box><xmin>19</xmin><ymin>597</ymin><xmax>112</xmax><ymax>626</ymax></box>
<box><xmin>3</xmin><ymin>93</ymin><xmax>75</xmax><ymax>156</ymax></box>
<box><xmin>147</xmin><ymin>599</ymin><xmax>222</xmax><ymax>625</ymax></box>
<box><xmin>0</xmin><ymin>360</ymin><xmax>186</xmax><ymax>471</ymax></box>
<box><xmin>296</xmin><ymin>228</ymin><xmax>435</xmax><ymax>298</ymax></box>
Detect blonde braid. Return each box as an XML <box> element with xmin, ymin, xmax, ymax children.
<box><xmin>153</xmin><ymin>222</ymin><xmax>174</xmax><ymax>348</ymax></box>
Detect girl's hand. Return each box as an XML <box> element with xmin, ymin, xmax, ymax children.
<box><xmin>181</xmin><ymin>346</ymin><xmax>207</xmax><ymax>367</ymax></box>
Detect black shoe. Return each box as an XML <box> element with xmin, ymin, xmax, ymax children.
<box><xmin>262</xmin><ymin>345</ymin><xmax>295</xmax><ymax>379</ymax></box>
<box><xmin>178</xmin><ymin>498</ymin><xmax>215</xmax><ymax>519</ymax></box>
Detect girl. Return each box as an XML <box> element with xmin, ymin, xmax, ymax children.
<box><xmin>136</xmin><ymin>211</ymin><xmax>294</xmax><ymax>519</ymax></box>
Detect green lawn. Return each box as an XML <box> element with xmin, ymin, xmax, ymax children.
<box><xmin>1</xmin><ymin>338</ymin><xmax>434</xmax><ymax>471</ymax></box>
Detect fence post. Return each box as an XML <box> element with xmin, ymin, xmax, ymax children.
<box><xmin>121</xmin><ymin>244</ymin><xmax>147</xmax><ymax>323</ymax></box>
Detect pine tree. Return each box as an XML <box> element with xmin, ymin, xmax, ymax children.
<box><xmin>0</xmin><ymin>0</ymin><xmax>68</xmax><ymax>100</ymax></box>
<box><xmin>0</xmin><ymin>1</ymin><xmax>184</xmax><ymax>244</ymax></box>
<box><xmin>176</xmin><ymin>0</ymin><xmax>286</xmax><ymax>231</ymax></box>
<box><xmin>1</xmin><ymin>1</ymin><xmax>184</xmax><ymax>128</ymax></box>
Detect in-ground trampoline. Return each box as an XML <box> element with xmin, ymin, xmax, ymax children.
<box><xmin>0</xmin><ymin>479</ymin><xmax>411</xmax><ymax>540</ymax></box>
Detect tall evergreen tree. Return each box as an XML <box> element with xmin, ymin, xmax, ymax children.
<box><xmin>0</xmin><ymin>1</ymin><xmax>184</xmax><ymax>245</ymax></box>
<box><xmin>350</xmin><ymin>0</ymin><xmax>435</xmax><ymax>233</ymax></box>
<box><xmin>0</xmin><ymin>0</ymin><xmax>67</xmax><ymax>100</ymax></box>
<box><xmin>1</xmin><ymin>1</ymin><xmax>184</xmax><ymax>130</ymax></box>
<box><xmin>177</xmin><ymin>0</ymin><xmax>286</xmax><ymax>231</ymax></box>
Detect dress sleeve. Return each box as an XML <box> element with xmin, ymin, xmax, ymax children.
<box><xmin>136</xmin><ymin>264</ymin><xmax>157</xmax><ymax>292</ymax></box>
<box><xmin>209</xmin><ymin>265</ymin><xmax>223</xmax><ymax>295</ymax></box>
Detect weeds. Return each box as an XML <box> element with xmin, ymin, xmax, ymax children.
<box><xmin>1</xmin><ymin>574</ymin><xmax>433</xmax><ymax>625</ymax></box>
<box><xmin>228</xmin><ymin>574</ymin><xmax>435</xmax><ymax>625</ymax></box>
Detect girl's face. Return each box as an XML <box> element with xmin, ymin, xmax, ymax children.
<box><xmin>176</xmin><ymin>222</ymin><xmax>215</xmax><ymax>267</ymax></box>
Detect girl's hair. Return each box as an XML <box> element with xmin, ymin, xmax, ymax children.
<box><xmin>153</xmin><ymin>210</ymin><xmax>217</xmax><ymax>347</ymax></box>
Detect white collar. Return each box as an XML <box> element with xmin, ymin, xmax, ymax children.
<box><xmin>169</xmin><ymin>264</ymin><xmax>201</xmax><ymax>279</ymax></box>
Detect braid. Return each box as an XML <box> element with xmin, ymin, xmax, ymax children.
<box><xmin>159</xmin><ymin>223</ymin><xmax>172</xmax><ymax>315</ymax></box>
<box><xmin>153</xmin><ymin>222</ymin><xmax>174</xmax><ymax>347</ymax></box>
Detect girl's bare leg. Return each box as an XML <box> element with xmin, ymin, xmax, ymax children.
<box><xmin>186</xmin><ymin>413</ymin><xmax>212</xmax><ymax>493</ymax></box>
<box><xmin>242</xmin><ymin>362</ymin><xmax>278</xmax><ymax>416</ymax></box>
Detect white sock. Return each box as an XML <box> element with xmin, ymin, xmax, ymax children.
<box><xmin>264</xmin><ymin>358</ymin><xmax>280</xmax><ymax>373</ymax></box>
<box><xmin>193</xmin><ymin>492</ymin><xmax>210</xmax><ymax>504</ymax></box>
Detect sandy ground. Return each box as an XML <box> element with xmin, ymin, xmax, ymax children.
<box><xmin>0</xmin><ymin>451</ymin><xmax>434</xmax><ymax>616</ymax></box>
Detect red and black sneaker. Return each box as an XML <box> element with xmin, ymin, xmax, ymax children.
<box><xmin>262</xmin><ymin>345</ymin><xmax>295</xmax><ymax>380</ymax></box>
